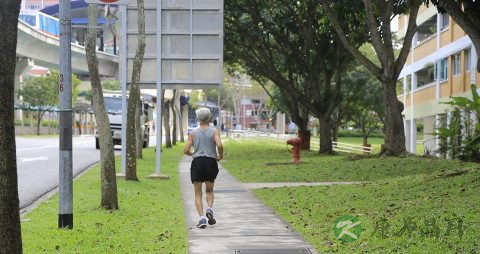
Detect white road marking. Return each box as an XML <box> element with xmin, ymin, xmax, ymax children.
<box><xmin>16</xmin><ymin>141</ymin><xmax>92</xmax><ymax>152</ymax></box>
<box><xmin>18</xmin><ymin>156</ymin><xmax>49</xmax><ymax>162</ymax></box>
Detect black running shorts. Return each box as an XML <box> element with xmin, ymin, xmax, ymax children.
<box><xmin>190</xmin><ymin>157</ymin><xmax>219</xmax><ymax>184</ymax></box>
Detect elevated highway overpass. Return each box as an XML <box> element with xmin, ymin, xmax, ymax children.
<box><xmin>17</xmin><ymin>19</ymin><xmax>118</xmax><ymax>77</ymax></box>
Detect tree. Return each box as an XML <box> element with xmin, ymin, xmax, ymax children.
<box><xmin>225</xmin><ymin>0</ymin><xmax>367</xmax><ymax>153</ymax></box>
<box><xmin>102</xmin><ymin>80</ymin><xmax>120</xmax><ymax>90</ymax></box>
<box><xmin>430</xmin><ymin>0</ymin><xmax>480</xmax><ymax>72</ymax></box>
<box><xmin>173</xmin><ymin>91</ymin><xmax>185</xmax><ymax>142</ymax></box>
<box><xmin>125</xmin><ymin>0</ymin><xmax>146</xmax><ymax>181</ymax></box>
<box><xmin>352</xmin><ymin>80</ymin><xmax>384</xmax><ymax>146</ymax></box>
<box><xmin>170</xmin><ymin>90</ymin><xmax>178</xmax><ymax>146</ymax></box>
<box><xmin>320</xmin><ymin>0</ymin><xmax>422</xmax><ymax>155</ymax></box>
<box><xmin>136</xmin><ymin>97</ymin><xmax>143</xmax><ymax>159</ymax></box>
<box><xmin>163</xmin><ymin>97</ymin><xmax>172</xmax><ymax>148</ymax></box>
<box><xmin>85</xmin><ymin>4</ymin><xmax>119</xmax><ymax>210</ymax></box>
<box><xmin>0</xmin><ymin>1</ymin><xmax>23</xmax><ymax>253</ymax></box>
<box><xmin>262</xmin><ymin>84</ymin><xmax>311</xmax><ymax>149</ymax></box>
<box><xmin>83</xmin><ymin>80</ymin><xmax>120</xmax><ymax>102</ymax></box>
<box><xmin>18</xmin><ymin>70</ymin><xmax>79</xmax><ymax>135</ymax></box>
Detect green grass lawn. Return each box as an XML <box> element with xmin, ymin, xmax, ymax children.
<box><xmin>222</xmin><ymin>139</ymin><xmax>476</xmax><ymax>183</ymax></box>
<box><xmin>224</xmin><ymin>140</ymin><xmax>480</xmax><ymax>253</ymax></box>
<box><xmin>21</xmin><ymin>146</ymin><xmax>188</xmax><ymax>254</ymax></box>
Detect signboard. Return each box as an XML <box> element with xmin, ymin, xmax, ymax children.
<box><xmin>125</xmin><ymin>0</ymin><xmax>224</xmax><ymax>89</ymax></box>
<box><xmin>85</xmin><ymin>0</ymin><xmax>131</xmax><ymax>5</ymax></box>
<box><xmin>119</xmin><ymin>0</ymin><xmax>224</xmax><ymax>177</ymax></box>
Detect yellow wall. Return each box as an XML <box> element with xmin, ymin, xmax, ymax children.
<box><xmin>440</xmin><ymin>29</ymin><xmax>450</xmax><ymax>47</ymax></box>
<box><xmin>440</xmin><ymin>82</ymin><xmax>450</xmax><ymax>97</ymax></box>
<box><xmin>413</xmin><ymin>86</ymin><xmax>436</xmax><ymax>104</ymax></box>
<box><xmin>414</xmin><ymin>38</ymin><xmax>436</xmax><ymax>61</ymax></box>
<box><xmin>453</xmin><ymin>23</ymin><xmax>465</xmax><ymax>41</ymax></box>
<box><xmin>451</xmin><ymin>75</ymin><xmax>464</xmax><ymax>95</ymax></box>
<box><xmin>398</xmin><ymin>15</ymin><xmax>405</xmax><ymax>31</ymax></box>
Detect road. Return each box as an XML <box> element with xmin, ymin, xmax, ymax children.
<box><xmin>16</xmin><ymin>136</ymin><xmax>101</xmax><ymax>210</ymax></box>
<box><xmin>16</xmin><ymin>135</ymin><xmax>159</xmax><ymax>210</ymax></box>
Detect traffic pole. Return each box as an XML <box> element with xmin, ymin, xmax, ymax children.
<box><xmin>58</xmin><ymin>0</ymin><xmax>73</xmax><ymax>229</ymax></box>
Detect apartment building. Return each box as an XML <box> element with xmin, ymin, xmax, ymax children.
<box><xmin>397</xmin><ymin>4</ymin><xmax>479</xmax><ymax>154</ymax></box>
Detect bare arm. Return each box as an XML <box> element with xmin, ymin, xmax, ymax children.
<box><xmin>183</xmin><ymin>133</ymin><xmax>194</xmax><ymax>156</ymax></box>
<box><xmin>214</xmin><ymin>128</ymin><xmax>223</xmax><ymax>161</ymax></box>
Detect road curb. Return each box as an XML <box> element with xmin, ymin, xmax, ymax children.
<box><xmin>20</xmin><ymin>161</ymin><xmax>99</xmax><ymax>216</ymax></box>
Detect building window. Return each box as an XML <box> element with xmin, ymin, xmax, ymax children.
<box><xmin>416</xmin><ymin>15</ymin><xmax>437</xmax><ymax>45</ymax></box>
<box><xmin>439</xmin><ymin>58</ymin><xmax>448</xmax><ymax>81</ymax></box>
<box><xmin>452</xmin><ymin>54</ymin><xmax>461</xmax><ymax>75</ymax></box>
<box><xmin>416</xmin><ymin>63</ymin><xmax>436</xmax><ymax>88</ymax></box>
<box><xmin>465</xmin><ymin>48</ymin><xmax>472</xmax><ymax>71</ymax></box>
<box><xmin>440</xmin><ymin>13</ymin><xmax>449</xmax><ymax>29</ymax></box>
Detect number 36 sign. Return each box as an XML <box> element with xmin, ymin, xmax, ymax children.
<box><xmin>85</xmin><ymin>0</ymin><xmax>131</xmax><ymax>4</ymax></box>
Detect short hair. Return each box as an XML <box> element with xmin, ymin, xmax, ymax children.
<box><xmin>195</xmin><ymin>107</ymin><xmax>211</xmax><ymax>124</ymax></box>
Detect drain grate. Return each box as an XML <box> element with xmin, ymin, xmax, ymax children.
<box><xmin>235</xmin><ymin>249</ymin><xmax>312</xmax><ymax>254</ymax></box>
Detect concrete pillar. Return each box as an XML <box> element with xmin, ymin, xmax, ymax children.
<box><xmin>15</xmin><ymin>58</ymin><xmax>34</xmax><ymax>120</ymax></box>
<box><xmin>276</xmin><ymin>112</ymin><xmax>285</xmax><ymax>134</ymax></box>
<box><xmin>423</xmin><ymin>116</ymin><xmax>436</xmax><ymax>155</ymax></box>
<box><xmin>435</xmin><ymin>114</ymin><xmax>441</xmax><ymax>157</ymax></box>
<box><xmin>405</xmin><ymin>119</ymin><xmax>411</xmax><ymax>152</ymax></box>
<box><xmin>446</xmin><ymin>111</ymin><xmax>451</xmax><ymax>159</ymax></box>
<box><xmin>410</xmin><ymin>119</ymin><xmax>417</xmax><ymax>154</ymax></box>
<box><xmin>471</xmin><ymin>46</ymin><xmax>477</xmax><ymax>84</ymax></box>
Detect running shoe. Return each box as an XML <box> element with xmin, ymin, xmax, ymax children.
<box><xmin>206</xmin><ymin>208</ymin><xmax>216</xmax><ymax>225</ymax></box>
<box><xmin>197</xmin><ymin>218</ymin><xmax>207</xmax><ymax>228</ymax></box>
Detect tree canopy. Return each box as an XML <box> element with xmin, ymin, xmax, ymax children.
<box><xmin>225</xmin><ymin>0</ymin><xmax>368</xmax><ymax>153</ymax></box>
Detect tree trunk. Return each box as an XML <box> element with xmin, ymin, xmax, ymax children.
<box><xmin>318</xmin><ymin>114</ymin><xmax>333</xmax><ymax>154</ymax></box>
<box><xmin>171</xmin><ymin>90</ymin><xmax>177</xmax><ymax>146</ymax></box>
<box><xmin>164</xmin><ymin>100</ymin><xmax>172</xmax><ymax>148</ymax></box>
<box><xmin>332</xmin><ymin>124</ymin><xmax>339</xmax><ymax>142</ymax></box>
<box><xmin>136</xmin><ymin>97</ymin><xmax>143</xmax><ymax>159</ymax></box>
<box><xmin>176</xmin><ymin>101</ymin><xmax>185</xmax><ymax>142</ymax></box>
<box><xmin>382</xmin><ymin>80</ymin><xmax>406</xmax><ymax>155</ymax></box>
<box><xmin>298</xmin><ymin>129</ymin><xmax>311</xmax><ymax>150</ymax></box>
<box><xmin>86</xmin><ymin>4</ymin><xmax>118</xmax><ymax>209</ymax></box>
<box><xmin>125</xmin><ymin>0</ymin><xmax>146</xmax><ymax>181</ymax></box>
<box><xmin>0</xmin><ymin>0</ymin><xmax>23</xmax><ymax>252</ymax></box>
<box><xmin>36</xmin><ymin>111</ymin><xmax>42</xmax><ymax>135</ymax></box>
<box><xmin>29</xmin><ymin>111</ymin><xmax>34</xmax><ymax>135</ymax></box>
<box><xmin>363</xmin><ymin>131</ymin><xmax>368</xmax><ymax>146</ymax></box>
<box><xmin>47</xmin><ymin>112</ymin><xmax>51</xmax><ymax>135</ymax></box>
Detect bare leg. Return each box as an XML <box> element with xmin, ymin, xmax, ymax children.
<box><xmin>194</xmin><ymin>182</ymin><xmax>204</xmax><ymax>216</ymax></box>
<box><xmin>205</xmin><ymin>181</ymin><xmax>215</xmax><ymax>208</ymax></box>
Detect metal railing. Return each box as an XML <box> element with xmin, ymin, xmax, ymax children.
<box><xmin>229</xmin><ymin>130</ymin><xmax>375</xmax><ymax>154</ymax></box>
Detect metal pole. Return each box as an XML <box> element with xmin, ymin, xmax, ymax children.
<box><xmin>155</xmin><ymin>0</ymin><xmax>162</xmax><ymax>175</ymax></box>
<box><xmin>58</xmin><ymin>0</ymin><xmax>73</xmax><ymax>229</ymax></box>
<box><xmin>120</xmin><ymin>5</ymin><xmax>127</xmax><ymax>176</ymax></box>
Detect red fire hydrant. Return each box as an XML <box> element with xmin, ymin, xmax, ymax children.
<box><xmin>287</xmin><ymin>137</ymin><xmax>302</xmax><ymax>164</ymax></box>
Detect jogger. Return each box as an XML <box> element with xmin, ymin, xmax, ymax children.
<box><xmin>183</xmin><ymin>107</ymin><xmax>223</xmax><ymax>228</ymax></box>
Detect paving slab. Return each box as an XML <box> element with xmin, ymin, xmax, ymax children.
<box><xmin>179</xmin><ymin>156</ymin><xmax>317</xmax><ymax>254</ymax></box>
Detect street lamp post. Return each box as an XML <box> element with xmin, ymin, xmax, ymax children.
<box><xmin>58</xmin><ymin>0</ymin><xmax>73</xmax><ymax>229</ymax></box>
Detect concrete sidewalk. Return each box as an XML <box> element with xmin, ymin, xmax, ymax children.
<box><xmin>179</xmin><ymin>156</ymin><xmax>317</xmax><ymax>254</ymax></box>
